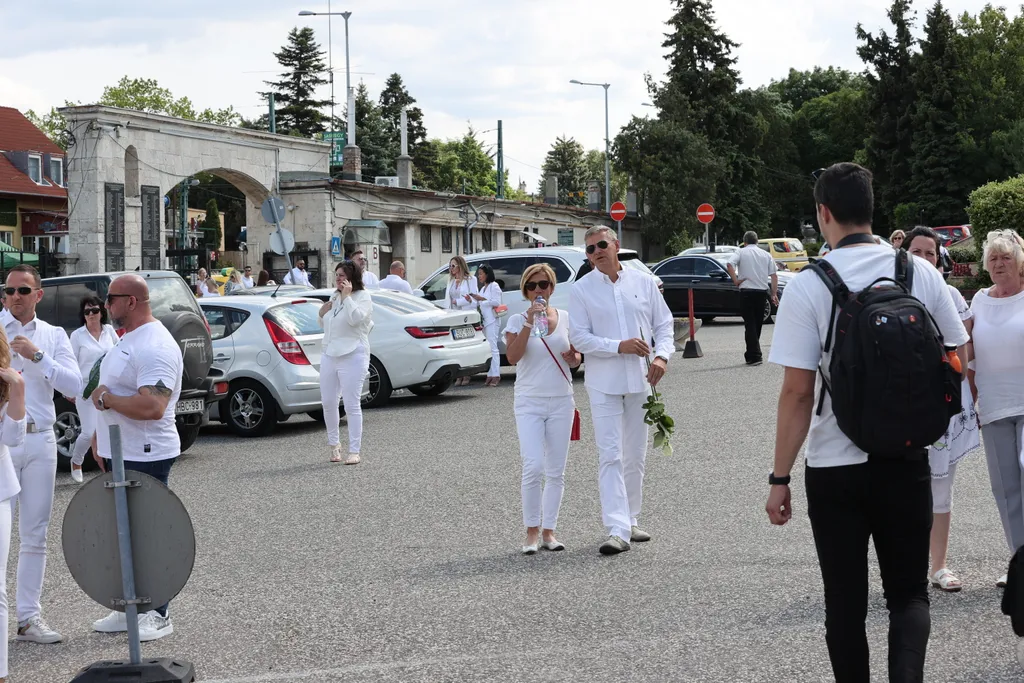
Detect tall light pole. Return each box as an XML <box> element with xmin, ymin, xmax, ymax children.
<box><xmin>299</xmin><ymin>7</ymin><xmax>354</xmax><ymax>150</ymax></box>
<box><xmin>570</xmin><ymin>79</ymin><xmax>611</xmax><ymax>212</ymax></box>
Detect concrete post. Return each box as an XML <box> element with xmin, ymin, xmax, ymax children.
<box><xmin>544</xmin><ymin>175</ymin><xmax>558</xmax><ymax>205</ymax></box>
<box><xmin>397</xmin><ymin>108</ymin><xmax>413</xmax><ymax>188</ymax></box>
<box><xmin>587</xmin><ymin>181</ymin><xmax>601</xmax><ymax>211</ymax></box>
<box><xmin>342</xmin><ymin>145</ymin><xmax>362</xmax><ymax>182</ymax></box>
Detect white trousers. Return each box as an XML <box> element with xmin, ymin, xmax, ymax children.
<box><xmin>320</xmin><ymin>347</ymin><xmax>369</xmax><ymax>453</ymax></box>
<box><xmin>514</xmin><ymin>394</ymin><xmax>574</xmax><ymax>529</ymax></box>
<box><xmin>71</xmin><ymin>398</ymin><xmax>99</xmax><ymax>466</ymax></box>
<box><xmin>588</xmin><ymin>389</ymin><xmax>649</xmax><ymax>542</ymax></box>
<box><xmin>10</xmin><ymin>431</ymin><xmax>57</xmax><ymax>622</ymax></box>
<box><xmin>0</xmin><ymin>493</ymin><xmax>11</xmax><ymax>677</ymax></box>
<box><xmin>931</xmin><ymin>462</ymin><xmax>957</xmax><ymax>514</ymax></box>
<box><xmin>484</xmin><ymin>320</ymin><xmax>501</xmax><ymax>377</ymax></box>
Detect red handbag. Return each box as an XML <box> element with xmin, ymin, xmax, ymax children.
<box><xmin>540</xmin><ymin>337</ymin><xmax>581</xmax><ymax>441</ymax></box>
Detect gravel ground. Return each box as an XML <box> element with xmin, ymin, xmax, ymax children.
<box><xmin>8</xmin><ymin>320</ymin><xmax>1021</xmax><ymax>682</ymax></box>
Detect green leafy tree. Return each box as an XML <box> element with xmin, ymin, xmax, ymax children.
<box><xmin>967</xmin><ymin>174</ymin><xmax>1024</xmax><ymax>236</ymax></box>
<box><xmin>538</xmin><ymin>136</ymin><xmax>588</xmax><ymax>206</ymax></box>
<box><xmin>261</xmin><ymin>27</ymin><xmax>332</xmax><ymax>137</ymax></box>
<box><xmin>23</xmin><ymin>106</ymin><xmax>71</xmax><ymax>149</ymax></box>
<box><xmin>99</xmin><ymin>77</ymin><xmax>240</xmax><ymax>125</ymax></box>
<box><xmin>200</xmin><ymin>198</ymin><xmax>222</xmax><ymax>249</ymax></box>
<box><xmin>768</xmin><ymin>67</ymin><xmax>865</xmax><ymax>112</ymax></box>
<box><xmin>416</xmin><ymin>128</ymin><xmax>497</xmax><ymax>196</ymax></box>
<box><xmin>792</xmin><ymin>86</ymin><xmax>869</xmax><ymax>172</ymax></box>
<box><xmin>583</xmin><ymin>149</ymin><xmax>628</xmax><ymax>205</ymax></box>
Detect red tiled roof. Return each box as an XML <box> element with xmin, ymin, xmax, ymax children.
<box><xmin>0</xmin><ymin>154</ymin><xmax>67</xmax><ymax>199</ymax></box>
<box><xmin>0</xmin><ymin>107</ymin><xmax>64</xmax><ymax>156</ymax></box>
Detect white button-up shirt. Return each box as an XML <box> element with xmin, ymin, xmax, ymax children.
<box><xmin>4</xmin><ymin>315</ymin><xmax>82</xmax><ymax>427</ymax></box>
<box><xmin>241</xmin><ymin>275</ymin><xmax>255</xmax><ymax>288</ymax></box>
<box><xmin>569</xmin><ymin>267</ymin><xmax>674</xmax><ymax>396</ymax></box>
<box><xmin>284</xmin><ymin>267</ymin><xmax>312</xmax><ymax>287</ymax></box>
<box><xmin>379</xmin><ymin>274</ymin><xmax>413</xmax><ymax>295</ymax></box>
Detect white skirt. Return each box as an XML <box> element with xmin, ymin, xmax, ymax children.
<box><xmin>929</xmin><ymin>377</ymin><xmax>981</xmax><ymax>479</ymax></box>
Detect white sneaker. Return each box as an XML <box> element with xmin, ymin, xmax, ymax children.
<box><xmin>16</xmin><ymin>615</ymin><xmax>62</xmax><ymax>643</ymax></box>
<box><xmin>137</xmin><ymin>611</ymin><xmax>173</xmax><ymax>642</ymax></box>
<box><xmin>71</xmin><ymin>465</ymin><xmax>84</xmax><ymax>483</ymax></box>
<box><xmin>92</xmin><ymin>610</ymin><xmax>128</xmax><ymax>633</ymax></box>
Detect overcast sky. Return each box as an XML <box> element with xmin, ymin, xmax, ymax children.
<box><xmin>0</xmin><ymin>0</ymin><xmax>1006</xmax><ymax>193</ymax></box>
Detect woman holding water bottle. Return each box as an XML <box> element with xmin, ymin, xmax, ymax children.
<box><xmin>445</xmin><ymin>256</ymin><xmax>478</xmax><ymax>385</ymax></box>
<box><xmin>504</xmin><ymin>263</ymin><xmax>581</xmax><ymax>554</ymax></box>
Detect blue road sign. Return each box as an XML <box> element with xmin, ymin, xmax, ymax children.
<box><xmin>330</xmin><ymin>236</ymin><xmax>342</xmax><ymax>258</ymax></box>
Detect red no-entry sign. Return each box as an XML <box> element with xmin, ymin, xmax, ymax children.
<box><xmin>697</xmin><ymin>203</ymin><xmax>715</xmax><ymax>224</ymax></box>
<box><xmin>609</xmin><ymin>201</ymin><xmax>627</xmax><ymax>222</ymax></box>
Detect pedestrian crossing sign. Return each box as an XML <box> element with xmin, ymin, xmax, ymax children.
<box><xmin>330</xmin><ymin>236</ymin><xmax>342</xmax><ymax>258</ymax></box>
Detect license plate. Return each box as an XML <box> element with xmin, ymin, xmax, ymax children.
<box><xmin>175</xmin><ymin>399</ymin><xmax>205</xmax><ymax>414</ymax></box>
<box><xmin>452</xmin><ymin>326</ymin><xmax>475</xmax><ymax>340</ymax></box>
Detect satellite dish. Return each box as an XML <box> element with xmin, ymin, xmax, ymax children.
<box><xmin>269</xmin><ymin>228</ymin><xmax>296</xmax><ymax>256</ymax></box>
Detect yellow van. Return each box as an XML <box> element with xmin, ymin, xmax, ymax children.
<box><xmin>758</xmin><ymin>238</ymin><xmax>809</xmax><ymax>272</ymax></box>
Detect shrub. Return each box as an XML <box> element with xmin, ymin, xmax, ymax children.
<box><xmin>967</xmin><ymin>175</ymin><xmax>1024</xmax><ymax>237</ymax></box>
<box><xmin>949</xmin><ymin>246</ymin><xmax>979</xmax><ymax>263</ymax></box>
<box><xmin>802</xmin><ymin>241</ymin><xmax>823</xmax><ymax>256</ymax></box>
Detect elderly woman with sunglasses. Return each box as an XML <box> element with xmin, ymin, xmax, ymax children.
<box><xmin>68</xmin><ymin>296</ymin><xmax>119</xmax><ymax>483</ymax></box>
<box><xmin>504</xmin><ymin>263</ymin><xmax>580</xmax><ymax>554</ymax></box>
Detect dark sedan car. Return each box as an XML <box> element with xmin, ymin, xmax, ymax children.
<box><xmin>651</xmin><ymin>254</ymin><xmax>791</xmax><ymax>323</ymax></box>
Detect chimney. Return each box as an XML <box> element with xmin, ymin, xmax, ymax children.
<box><xmin>397</xmin><ymin>107</ymin><xmax>413</xmax><ymax>189</ymax></box>
<box><xmin>587</xmin><ymin>180</ymin><xmax>601</xmax><ymax>211</ymax></box>
<box><xmin>626</xmin><ymin>178</ymin><xmax>638</xmax><ymax>215</ymax></box>
<box><xmin>544</xmin><ymin>175</ymin><xmax>559</xmax><ymax>204</ymax></box>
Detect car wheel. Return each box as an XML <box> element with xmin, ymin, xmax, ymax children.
<box><xmin>362</xmin><ymin>357</ymin><xmax>393</xmax><ymax>409</ymax></box>
<box><xmin>223</xmin><ymin>380</ymin><xmax>277</xmax><ymax>437</ymax></box>
<box><xmin>54</xmin><ymin>396</ymin><xmax>89</xmax><ymax>472</ymax></box>
<box><xmin>177</xmin><ymin>421</ymin><xmax>202</xmax><ymax>453</ymax></box>
<box><xmin>763</xmin><ymin>297</ymin><xmax>774</xmax><ymax>324</ymax></box>
<box><xmin>407</xmin><ymin>378</ymin><xmax>454</xmax><ymax>397</ymax></box>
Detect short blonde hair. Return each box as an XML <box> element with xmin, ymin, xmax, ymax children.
<box><xmin>520</xmin><ymin>263</ymin><xmax>557</xmax><ymax>299</ymax></box>
<box><xmin>982</xmin><ymin>229</ymin><xmax>1024</xmax><ymax>276</ymax></box>
<box><xmin>889</xmin><ymin>229</ymin><xmax>905</xmax><ymax>242</ymax></box>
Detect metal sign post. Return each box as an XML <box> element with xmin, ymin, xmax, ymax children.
<box><xmin>262</xmin><ymin>197</ymin><xmax>294</xmax><ymax>271</ymax></box>
<box><xmin>110</xmin><ymin>426</ymin><xmax>144</xmax><ymax>663</ymax></box>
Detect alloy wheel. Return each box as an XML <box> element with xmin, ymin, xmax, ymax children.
<box><xmin>230</xmin><ymin>388</ymin><xmax>265</xmax><ymax>430</ymax></box>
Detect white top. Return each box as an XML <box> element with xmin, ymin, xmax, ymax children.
<box><xmin>197</xmin><ymin>281</ymin><xmax>210</xmax><ymax>296</ymax></box>
<box><xmin>96</xmin><ymin>321</ymin><xmax>183</xmax><ymax>463</ymax></box>
<box><xmin>203</xmin><ymin>290</ymin><xmax>221</xmax><ymax>298</ymax></box>
<box><xmin>70</xmin><ymin>324</ymin><xmax>119</xmax><ymax>380</ymax></box>
<box><xmin>4</xmin><ymin>315</ymin><xmax>82</xmax><ymax>427</ymax></box>
<box><xmin>242</xmin><ymin>275</ymin><xmax>255</xmax><ymax>288</ymax></box>
<box><xmin>768</xmin><ymin>245</ymin><xmax>970</xmax><ymax>468</ymax></box>
<box><xmin>446</xmin><ymin>278</ymin><xmax>479</xmax><ymax>311</ymax></box>
<box><xmin>362</xmin><ymin>271</ymin><xmax>380</xmax><ymax>289</ymax></box>
<box><xmin>379</xmin><ymin>274</ymin><xmax>412</xmax><ymax>295</ymax></box>
<box><xmin>568</xmin><ymin>268</ymin><xmax>675</xmax><ymax>396</ymax></box>
<box><xmin>320</xmin><ymin>289</ymin><xmax>374</xmax><ymax>357</ymax></box>
<box><xmin>948</xmin><ymin>284</ymin><xmax>971</xmax><ymax>323</ymax></box>
<box><xmin>0</xmin><ymin>408</ymin><xmax>26</xmax><ymax>502</ymax></box>
<box><xmin>477</xmin><ymin>282</ymin><xmax>502</xmax><ymax>325</ymax></box>
<box><xmin>729</xmin><ymin>244</ymin><xmax>777</xmax><ymax>290</ymax></box>
<box><xmin>504</xmin><ymin>310</ymin><xmax>574</xmax><ymax>398</ymax></box>
<box><xmin>284</xmin><ymin>267</ymin><xmax>312</xmax><ymax>287</ymax></box>
<box><xmin>970</xmin><ymin>287</ymin><xmax>1024</xmax><ymax>425</ymax></box>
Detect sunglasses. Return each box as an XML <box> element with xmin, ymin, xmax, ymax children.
<box><xmin>105</xmin><ymin>293</ymin><xmax>133</xmax><ymax>304</ymax></box>
<box><xmin>585</xmin><ymin>240</ymin><xmax>611</xmax><ymax>254</ymax></box>
<box><xmin>84</xmin><ymin>307</ymin><xmax>102</xmax><ymax>315</ymax></box>
<box><xmin>3</xmin><ymin>286</ymin><xmax>35</xmax><ymax>296</ymax></box>
<box><xmin>524</xmin><ymin>280</ymin><xmax>551</xmax><ymax>291</ymax></box>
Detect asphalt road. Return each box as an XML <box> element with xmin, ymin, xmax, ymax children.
<box><xmin>9</xmin><ymin>320</ymin><xmax>1022</xmax><ymax>682</ymax></box>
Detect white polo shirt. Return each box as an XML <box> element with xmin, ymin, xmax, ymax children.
<box><xmin>729</xmin><ymin>244</ymin><xmax>776</xmax><ymax>291</ymax></box>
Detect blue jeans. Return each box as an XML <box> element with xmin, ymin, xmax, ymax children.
<box><xmin>102</xmin><ymin>457</ymin><xmax>176</xmax><ymax>616</ymax></box>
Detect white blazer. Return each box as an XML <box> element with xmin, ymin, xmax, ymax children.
<box><xmin>445</xmin><ymin>278</ymin><xmax>479</xmax><ymax>311</ymax></box>
<box><xmin>320</xmin><ymin>289</ymin><xmax>374</xmax><ymax>357</ymax></box>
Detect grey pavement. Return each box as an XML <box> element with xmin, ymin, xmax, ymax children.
<box><xmin>9</xmin><ymin>321</ymin><xmax>1021</xmax><ymax>682</ymax></box>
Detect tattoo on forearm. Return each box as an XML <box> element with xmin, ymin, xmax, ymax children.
<box><xmin>140</xmin><ymin>380</ymin><xmax>173</xmax><ymax>398</ymax></box>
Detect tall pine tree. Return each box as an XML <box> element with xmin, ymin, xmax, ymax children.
<box><xmin>908</xmin><ymin>1</ymin><xmax>968</xmax><ymax>226</ymax></box>
<box><xmin>351</xmin><ymin>82</ymin><xmax>397</xmax><ymax>180</ymax></box>
<box><xmin>262</xmin><ymin>27</ymin><xmax>332</xmax><ymax>137</ymax></box>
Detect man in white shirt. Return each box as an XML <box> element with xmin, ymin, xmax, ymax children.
<box><xmin>241</xmin><ymin>265</ymin><xmax>255</xmax><ymax>288</ymax></box>
<box><xmin>352</xmin><ymin>250</ymin><xmax>380</xmax><ymax>289</ymax></box>
<box><xmin>765</xmin><ymin>163</ymin><xmax>969</xmax><ymax>681</ymax></box>
<box><xmin>89</xmin><ymin>273</ymin><xmax>183</xmax><ymax>642</ymax></box>
<box><xmin>3</xmin><ymin>265</ymin><xmax>82</xmax><ymax>645</ymax></box>
<box><xmin>726</xmin><ymin>231</ymin><xmax>779</xmax><ymax>366</ymax></box>
<box><xmin>283</xmin><ymin>260</ymin><xmax>312</xmax><ymax>287</ymax></box>
<box><xmin>379</xmin><ymin>261</ymin><xmax>413</xmax><ymax>295</ymax></box>
<box><xmin>569</xmin><ymin>227</ymin><xmax>674</xmax><ymax>556</ymax></box>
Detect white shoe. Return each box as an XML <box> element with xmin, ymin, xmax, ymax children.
<box><xmin>999</xmin><ymin>574</ymin><xmax>1009</xmax><ymax>588</ymax></box>
<box><xmin>71</xmin><ymin>465</ymin><xmax>84</xmax><ymax>483</ymax></box>
<box><xmin>137</xmin><ymin>611</ymin><xmax>173</xmax><ymax>642</ymax></box>
<box><xmin>16</xmin><ymin>615</ymin><xmax>62</xmax><ymax>643</ymax></box>
<box><xmin>92</xmin><ymin>610</ymin><xmax>128</xmax><ymax>633</ymax></box>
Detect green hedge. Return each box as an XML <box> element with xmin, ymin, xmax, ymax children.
<box><xmin>967</xmin><ymin>175</ymin><xmax>1024</xmax><ymax>238</ymax></box>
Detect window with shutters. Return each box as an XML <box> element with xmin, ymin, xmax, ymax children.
<box><xmin>441</xmin><ymin>227</ymin><xmax>452</xmax><ymax>253</ymax></box>
<box><xmin>420</xmin><ymin>225</ymin><xmax>432</xmax><ymax>252</ymax></box>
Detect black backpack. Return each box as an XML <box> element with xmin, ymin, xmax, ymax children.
<box><xmin>806</xmin><ymin>241</ymin><xmax>962</xmax><ymax>456</ymax></box>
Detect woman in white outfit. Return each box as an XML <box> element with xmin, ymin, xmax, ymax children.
<box><xmin>473</xmin><ymin>264</ymin><xmax>503</xmax><ymax>387</ymax></box>
<box><xmin>319</xmin><ymin>260</ymin><xmax>373</xmax><ymax>465</ymax></box>
<box><xmin>970</xmin><ymin>230</ymin><xmax>1024</xmax><ymax>588</ymax></box>
<box><xmin>196</xmin><ymin>268</ymin><xmax>210</xmax><ymax>297</ymax></box>
<box><xmin>445</xmin><ymin>256</ymin><xmax>478</xmax><ymax>386</ymax></box>
<box><xmin>0</xmin><ymin>333</ymin><xmax>27</xmax><ymax>683</ymax></box>
<box><xmin>504</xmin><ymin>263</ymin><xmax>580</xmax><ymax>554</ymax></box>
<box><xmin>905</xmin><ymin>227</ymin><xmax>979</xmax><ymax>592</ymax></box>
<box><xmin>69</xmin><ymin>296</ymin><xmax>119</xmax><ymax>483</ymax></box>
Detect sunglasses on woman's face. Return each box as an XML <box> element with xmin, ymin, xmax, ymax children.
<box><xmin>585</xmin><ymin>240</ymin><xmax>610</xmax><ymax>254</ymax></box>
<box><xmin>524</xmin><ymin>280</ymin><xmax>551</xmax><ymax>291</ymax></box>
<box><xmin>84</xmin><ymin>308</ymin><xmax>102</xmax><ymax>315</ymax></box>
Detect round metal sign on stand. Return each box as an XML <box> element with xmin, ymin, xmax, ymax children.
<box><xmin>269</xmin><ymin>228</ymin><xmax>296</xmax><ymax>256</ymax></box>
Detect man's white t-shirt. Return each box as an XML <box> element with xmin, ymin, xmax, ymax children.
<box><xmin>242</xmin><ymin>275</ymin><xmax>255</xmax><ymax>288</ymax></box>
<box><xmin>768</xmin><ymin>244</ymin><xmax>970</xmax><ymax>468</ymax></box>
<box><xmin>96</xmin><ymin>321</ymin><xmax>183</xmax><ymax>463</ymax></box>
<box><xmin>729</xmin><ymin>245</ymin><xmax>776</xmax><ymax>290</ymax></box>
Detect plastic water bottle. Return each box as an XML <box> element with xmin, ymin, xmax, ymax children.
<box><xmin>533</xmin><ymin>297</ymin><xmax>548</xmax><ymax>337</ymax></box>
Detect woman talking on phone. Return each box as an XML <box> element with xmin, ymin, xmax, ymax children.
<box><xmin>0</xmin><ymin>333</ymin><xmax>27</xmax><ymax>682</ymax></box>
<box><xmin>319</xmin><ymin>261</ymin><xmax>373</xmax><ymax>465</ymax></box>
<box><xmin>504</xmin><ymin>263</ymin><xmax>580</xmax><ymax>554</ymax></box>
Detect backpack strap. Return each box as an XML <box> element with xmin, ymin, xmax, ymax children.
<box><xmin>803</xmin><ymin>261</ymin><xmax>852</xmax><ymax>417</ymax></box>
<box><xmin>894</xmin><ymin>249</ymin><xmax>915</xmax><ymax>293</ymax></box>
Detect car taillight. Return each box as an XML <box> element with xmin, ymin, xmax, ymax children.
<box><xmin>405</xmin><ymin>326</ymin><xmax>450</xmax><ymax>339</ymax></box>
<box><xmin>214</xmin><ymin>381</ymin><xmax>228</xmax><ymax>394</ymax></box>
<box><xmin>264</xmin><ymin>317</ymin><xmax>311</xmax><ymax>365</ymax></box>
<box><xmin>473</xmin><ymin>324</ymin><xmax>483</xmax><ymax>331</ymax></box>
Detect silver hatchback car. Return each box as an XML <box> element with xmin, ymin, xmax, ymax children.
<box><xmin>199</xmin><ymin>296</ymin><xmax>368</xmax><ymax>437</ymax></box>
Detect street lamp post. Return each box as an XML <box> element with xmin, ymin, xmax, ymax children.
<box><xmin>570</xmin><ymin>79</ymin><xmax>611</xmax><ymax>212</ymax></box>
<box><xmin>299</xmin><ymin>7</ymin><xmax>354</xmax><ymax>150</ymax></box>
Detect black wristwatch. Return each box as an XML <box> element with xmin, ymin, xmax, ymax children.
<box><xmin>768</xmin><ymin>473</ymin><xmax>791</xmax><ymax>486</ymax></box>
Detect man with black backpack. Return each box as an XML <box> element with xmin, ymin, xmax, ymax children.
<box><xmin>764</xmin><ymin>163</ymin><xmax>969</xmax><ymax>683</ymax></box>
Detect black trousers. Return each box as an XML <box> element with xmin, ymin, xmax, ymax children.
<box><xmin>805</xmin><ymin>456</ymin><xmax>932</xmax><ymax>683</ymax></box>
<box><xmin>740</xmin><ymin>289</ymin><xmax>768</xmax><ymax>364</ymax></box>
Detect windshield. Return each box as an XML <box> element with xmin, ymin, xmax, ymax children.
<box><xmin>773</xmin><ymin>239</ymin><xmax>805</xmax><ymax>253</ymax></box>
<box><xmin>148</xmin><ymin>276</ymin><xmax>202</xmax><ymax>317</ymax></box>
<box><xmin>266</xmin><ymin>301</ymin><xmax>323</xmax><ymax>336</ymax></box>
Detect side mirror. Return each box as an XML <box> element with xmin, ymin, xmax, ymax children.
<box><xmin>412</xmin><ymin>289</ymin><xmax>425</xmax><ymax>298</ymax></box>
<box><xmin>709</xmin><ymin>270</ymin><xmax>728</xmax><ymax>280</ymax></box>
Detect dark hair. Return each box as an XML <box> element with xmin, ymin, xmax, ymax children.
<box><xmin>7</xmin><ymin>264</ymin><xmax>41</xmax><ymax>288</ymax></box>
<box><xmin>812</xmin><ymin>163</ymin><xmax>874</xmax><ymax>227</ymax></box>
<box><xmin>257</xmin><ymin>269</ymin><xmax>271</xmax><ymax>286</ymax></box>
<box><xmin>79</xmin><ymin>295</ymin><xmax>108</xmax><ymax>326</ymax></box>
<box><xmin>477</xmin><ymin>263</ymin><xmax>495</xmax><ymax>285</ymax></box>
<box><xmin>335</xmin><ymin>260</ymin><xmax>365</xmax><ymax>291</ymax></box>
<box><xmin>903</xmin><ymin>226</ymin><xmax>942</xmax><ymax>256</ymax></box>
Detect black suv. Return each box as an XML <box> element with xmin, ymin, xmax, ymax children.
<box><xmin>39</xmin><ymin>271</ymin><xmax>226</xmax><ymax>467</ymax></box>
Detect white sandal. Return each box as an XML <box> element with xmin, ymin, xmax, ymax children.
<box><xmin>931</xmin><ymin>568</ymin><xmax>963</xmax><ymax>592</ymax></box>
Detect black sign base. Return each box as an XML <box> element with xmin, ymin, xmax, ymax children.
<box><xmin>70</xmin><ymin>658</ymin><xmax>195</xmax><ymax>682</ymax></box>
<box><xmin>682</xmin><ymin>339</ymin><xmax>703</xmax><ymax>359</ymax></box>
